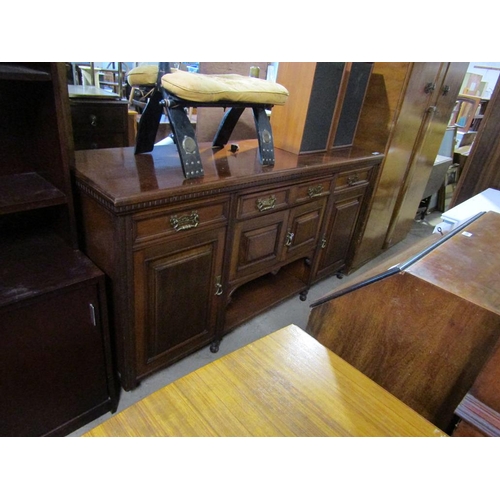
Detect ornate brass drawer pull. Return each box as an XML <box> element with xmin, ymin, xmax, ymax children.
<box><xmin>347</xmin><ymin>174</ymin><xmax>360</xmax><ymax>186</ymax></box>
<box><xmin>215</xmin><ymin>276</ymin><xmax>223</xmax><ymax>296</ymax></box>
<box><xmin>285</xmin><ymin>231</ymin><xmax>295</xmax><ymax>247</ymax></box>
<box><xmin>170</xmin><ymin>211</ymin><xmax>200</xmax><ymax>232</ymax></box>
<box><xmin>256</xmin><ymin>195</ymin><xmax>277</xmax><ymax>212</ymax></box>
<box><xmin>321</xmin><ymin>236</ymin><xmax>327</xmax><ymax>249</ymax></box>
<box><xmin>308</xmin><ymin>185</ymin><xmax>324</xmax><ymax>198</ymax></box>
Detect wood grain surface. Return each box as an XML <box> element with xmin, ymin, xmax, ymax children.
<box><xmin>83</xmin><ymin>325</ymin><xmax>446</xmax><ymax>437</ymax></box>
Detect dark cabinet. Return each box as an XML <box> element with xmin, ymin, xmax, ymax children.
<box><xmin>70</xmin><ymin>97</ymin><xmax>129</xmax><ymax>150</ymax></box>
<box><xmin>0</xmin><ymin>245</ymin><xmax>115</xmax><ymax>436</ymax></box>
<box><xmin>0</xmin><ymin>63</ymin><xmax>116</xmax><ymax>436</ymax></box>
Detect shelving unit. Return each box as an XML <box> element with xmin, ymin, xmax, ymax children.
<box><xmin>0</xmin><ymin>63</ymin><xmax>117</xmax><ymax>436</ymax></box>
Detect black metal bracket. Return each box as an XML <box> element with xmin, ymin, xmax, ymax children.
<box><xmin>253</xmin><ymin>107</ymin><xmax>275</xmax><ymax>166</ymax></box>
<box><xmin>134</xmin><ymin>88</ymin><xmax>163</xmax><ymax>154</ymax></box>
<box><xmin>213</xmin><ymin>105</ymin><xmax>275</xmax><ymax>166</ymax></box>
<box><xmin>165</xmin><ymin>103</ymin><xmax>204</xmax><ymax>179</ymax></box>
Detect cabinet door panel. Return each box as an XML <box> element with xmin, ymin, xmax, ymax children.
<box><xmin>134</xmin><ymin>227</ymin><xmax>225</xmax><ymax>377</ymax></box>
<box><xmin>283</xmin><ymin>198</ymin><xmax>326</xmax><ymax>260</ymax></box>
<box><xmin>0</xmin><ymin>285</ymin><xmax>109</xmax><ymax>436</ymax></box>
<box><xmin>230</xmin><ymin>210</ymin><xmax>288</xmax><ymax>281</ymax></box>
<box><xmin>316</xmin><ymin>187</ymin><xmax>366</xmax><ymax>279</ymax></box>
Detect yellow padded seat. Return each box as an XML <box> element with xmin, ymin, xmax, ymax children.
<box><xmin>161</xmin><ymin>71</ymin><xmax>288</xmax><ymax>105</ymax></box>
<box><xmin>126</xmin><ymin>64</ymin><xmax>158</xmax><ymax>86</ymax></box>
<box><xmin>127</xmin><ymin>66</ymin><xmax>289</xmax><ymax>105</ymax></box>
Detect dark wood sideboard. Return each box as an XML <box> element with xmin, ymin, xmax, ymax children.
<box><xmin>73</xmin><ymin>140</ymin><xmax>382</xmax><ymax>390</ymax></box>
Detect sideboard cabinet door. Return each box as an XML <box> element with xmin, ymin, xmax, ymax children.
<box><xmin>313</xmin><ymin>166</ymin><xmax>373</xmax><ymax>281</ymax></box>
<box><xmin>133</xmin><ymin>227</ymin><xmax>226</xmax><ymax>381</ymax></box>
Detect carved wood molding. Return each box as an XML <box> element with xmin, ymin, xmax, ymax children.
<box><xmin>455</xmin><ymin>393</ymin><xmax>500</xmax><ymax>437</ymax></box>
<box><xmin>76</xmin><ymin>161</ymin><xmax>381</xmax><ymax>216</ymax></box>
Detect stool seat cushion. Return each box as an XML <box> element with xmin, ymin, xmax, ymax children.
<box><xmin>161</xmin><ymin>70</ymin><xmax>289</xmax><ymax>105</ymax></box>
<box><xmin>127</xmin><ymin>65</ymin><xmax>158</xmax><ymax>86</ymax></box>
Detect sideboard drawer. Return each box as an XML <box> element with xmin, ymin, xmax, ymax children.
<box><xmin>133</xmin><ymin>199</ymin><xmax>229</xmax><ymax>244</ymax></box>
<box><xmin>289</xmin><ymin>178</ymin><xmax>331</xmax><ymax>205</ymax></box>
<box><xmin>236</xmin><ymin>187</ymin><xmax>290</xmax><ymax>219</ymax></box>
<box><xmin>334</xmin><ymin>166</ymin><xmax>372</xmax><ymax>191</ymax></box>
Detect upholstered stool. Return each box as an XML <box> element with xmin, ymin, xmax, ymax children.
<box><xmin>127</xmin><ymin>64</ymin><xmax>289</xmax><ymax>179</ymax></box>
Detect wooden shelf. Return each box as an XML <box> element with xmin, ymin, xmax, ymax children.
<box><xmin>0</xmin><ymin>173</ymin><xmax>67</xmax><ymax>215</ymax></box>
<box><xmin>0</xmin><ymin>231</ymin><xmax>102</xmax><ymax>308</ymax></box>
<box><xmin>224</xmin><ymin>260</ymin><xmax>309</xmax><ymax>332</ymax></box>
<box><xmin>0</xmin><ymin>63</ymin><xmax>52</xmax><ymax>81</ymax></box>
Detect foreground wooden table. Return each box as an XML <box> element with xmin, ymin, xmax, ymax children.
<box><xmin>83</xmin><ymin>325</ymin><xmax>446</xmax><ymax>437</ymax></box>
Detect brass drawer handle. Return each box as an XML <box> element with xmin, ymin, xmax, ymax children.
<box><xmin>170</xmin><ymin>211</ymin><xmax>199</xmax><ymax>231</ymax></box>
<box><xmin>90</xmin><ymin>114</ymin><xmax>97</xmax><ymax>127</ymax></box>
<box><xmin>285</xmin><ymin>231</ymin><xmax>294</xmax><ymax>247</ymax></box>
<box><xmin>256</xmin><ymin>195</ymin><xmax>277</xmax><ymax>212</ymax></box>
<box><xmin>308</xmin><ymin>185</ymin><xmax>324</xmax><ymax>198</ymax></box>
<box><xmin>321</xmin><ymin>236</ymin><xmax>327</xmax><ymax>249</ymax></box>
<box><xmin>347</xmin><ymin>174</ymin><xmax>360</xmax><ymax>186</ymax></box>
<box><xmin>215</xmin><ymin>276</ymin><xmax>223</xmax><ymax>296</ymax></box>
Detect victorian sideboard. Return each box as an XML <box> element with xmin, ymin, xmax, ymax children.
<box><xmin>73</xmin><ymin>140</ymin><xmax>382</xmax><ymax>390</ymax></box>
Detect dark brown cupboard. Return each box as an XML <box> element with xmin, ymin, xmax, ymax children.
<box><xmin>0</xmin><ymin>63</ymin><xmax>117</xmax><ymax>436</ymax></box>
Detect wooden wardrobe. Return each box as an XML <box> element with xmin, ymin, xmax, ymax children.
<box><xmin>350</xmin><ymin>62</ymin><xmax>468</xmax><ymax>269</ymax></box>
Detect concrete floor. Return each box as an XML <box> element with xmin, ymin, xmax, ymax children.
<box><xmin>69</xmin><ymin>213</ymin><xmax>440</xmax><ymax>436</ymax></box>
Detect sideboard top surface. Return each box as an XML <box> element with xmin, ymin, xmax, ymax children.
<box><xmin>73</xmin><ymin>140</ymin><xmax>383</xmax><ymax>212</ymax></box>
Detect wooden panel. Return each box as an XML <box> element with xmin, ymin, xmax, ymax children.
<box><xmin>134</xmin><ymin>227</ymin><xmax>225</xmax><ymax>379</ymax></box>
<box><xmin>0</xmin><ymin>284</ymin><xmax>111</xmax><ymax>436</ymax></box>
<box><xmin>408</xmin><ymin>211</ymin><xmax>500</xmax><ymax>316</ymax></box>
<box><xmin>452</xmin><ymin>419</ymin><xmax>487</xmax><ymax>437</ymax></box>
<box><xmin>315</xmin><ymin>187</ymin><xmax>366</xmax><ymax>279</ymax></box>
<box><xmin>230</xmin><ymin>210</ymin><xmax>288</xmax><ymax>281</ymax></box>
<box><xmin>350</xmin><ymin>63</ymin><xmax>414</xmax><ymax>268</ymax></box>
<box><xmin>308</xmin><ymin>271</ymin><xmax>500</xmax><ymax>431</ymax></box>
<box><xmin>70</xmin><ymin>99</ymin><xmax>128</xmax><ymax>150</ymax></box>
<box><xmin>360</xmin><ymin>62</ymin><xmax>442</xmax><ymax>253</ymax></box>
<box><xmin>288</xmin><ymin>177</ymin><xmax>331</xmax><ymax>204</ymax></box>
<box><xmin>236</xmin><ymin>186</ymin><xmax>289</xmax><ymax>219</ymax></box>
<box><xmin>453</xmin><ymin>339</ymin><xmax>500</xmax><ymax>436</ymax></box>
<box><xmin>133</xmin><ymin>197</ymin><xmax>229</xmax><ymax>244</ymax></box>
<box><xmin>147</xmin><ymin>246</ymin><xmax>212</xmax><ymax>359</ymax></box>
<box><xmin>334</xmin><ymin>165</ymin><xmax>372</xmax><ymax>191</ymax></box>
<box><xmin>271</xmin><ymin>62</ymin><xmax>317</xmax><ymax>155</ymax></box>
<box><xmin>83</xmin><ymin>325</ymin><xmax>446</xmax><ymax>437</ymax></box>
<box><xmin>353</xmin><ymin>62</ymin><xmax>412</xmax><ymax>153</ymax></box>
<box><xmin>282</xmin><ymin>198</ymin><xmax>326</xmax><ymax>260</ymax></box>
<box><xmin>386</xmin><ymin>62</ymin><xmax>469</xmax><ymax>247</ymax></box>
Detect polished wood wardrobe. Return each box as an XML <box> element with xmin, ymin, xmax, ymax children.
<box><xmin>350</xmin><ymin>62</ymin><xmax>468</xmax><ymax>269</ymax></box>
